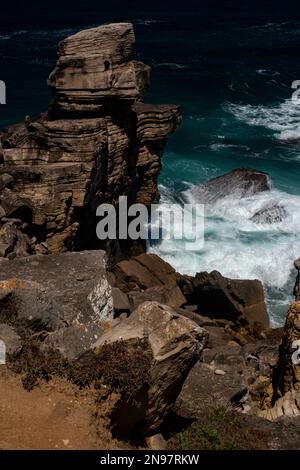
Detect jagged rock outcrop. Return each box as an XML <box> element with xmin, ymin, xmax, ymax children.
<box><xmin>92</xmin><ymin>301</ymin><xmax>208</xmax><ymax>436</ymax></box>
<box><xmin>0</xmin><ymin>23</ymin><xmax>181</xmax><ymax>258</ymax></box>
<box><xmin>113</xmin><ymin>253</ymin><xmax>180</xmax><ymax>292</ymax></box>
<box><xmin>111</xmin><ymin>253</ymin><xmax>269</xmax><ymax>329</ymax></box>
<box><xmin>257</xmin><ymin>260</ymin><xmax>300</xmax><ymax>421</ymax></box>
<box><xmin>175</xmin><ymin>320</ymin><xmax>284</xmax><ymax>425</ymax></box>
<box><xmin>189</xmin><ymin>168</ymin><xmax>271</xmax><ymax>204</ymax></box>
<box><xmin>179</xmin><ymin>270</ymin><xmax>269</xmax><ymax>327</ymax></box>
<box><xmin>276</xmin><ymin>302</ymin><xmax>300</xmax><ymax>396</ymax></box>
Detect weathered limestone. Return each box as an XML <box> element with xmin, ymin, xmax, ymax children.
<box><xmin>48</xmin><ymin>23</ymin><xmax>149</xmax><ymax>112</ymax></box>
<box><xmin>180</xmin><ymin>270</ymin><xmax>269</xmax><ymax>327</ymax></box>
<box><xmin>0</xmin><ymin>251</ymin><xmax>113</xmax><ymax>359</ymax></box>
<box><xmin>0</xmin><ymin>23</ymin><xmax>181</xmax><ymax>258</ymax></box>
<box><xmin>93</xmin><ymin>301</ymin><xmax>208</xmax><ymax>436</ymax></box>
<box><xmin>276</xmin><ymin>300</ymin><xmax>300</xmax><ymax>396</ymax></box>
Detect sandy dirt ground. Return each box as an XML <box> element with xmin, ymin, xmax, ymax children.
<box><xmin>0</xmin><ymin>366</ymin><xmax>125</xmax><ymax>450</ymax></box>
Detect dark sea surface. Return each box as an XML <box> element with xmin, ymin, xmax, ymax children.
<box><xmin>1</xmin><ymin>1</ymin><xmax>300</xmax><ymax>324</ymax></box>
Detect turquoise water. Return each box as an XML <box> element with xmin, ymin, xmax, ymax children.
<box><xmin>1</xmin><ymin>3</ymin><xmax>300</xmax><ymax>324</ymax></box>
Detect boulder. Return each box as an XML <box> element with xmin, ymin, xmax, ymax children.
<box><xmin>92</xmin><ymin>301</ymin><xmax>208</xmax><ymax>436</ymax></box>
<box><xmin>111</xmin><ymin>287</ymin><xmax>130</xmax><ymax>316</ymax></box>
<box><xmin>0</xmin><ymin>218</ymin><xmax>32</xmax><ymax>259</ymax></box>
<box><xmin>176</xmin><ymin>327</ymin><xmax>282</xmax><ymax>421</ymax></box>
<box><xmin>0</xmin><ymin>251</ymin><xmax>113</xmax><ymax>358</ymax></box>
<box><xmin>129</xmin><ymin>285</ymin><xmax>186</xmax><ymax>311</ymax></box>
<box><xmin>41</xmin><ymin>323</ymin><xmax>103</xmax><ymax>361</ymax></box>
<box><xmin>251</xmin><ymin>204</ymin><xmax>287</xmax><ymax>224</ymax></box>
<box><xmin>190</xmin><ymin>168</ymin><xmax>271</xmax><ymax>204</ymax></box>
<box><xmin>204</xmin><ymin>325</ymin><xmax>233</xmax><ymax>349</ymax></box>
<box><xmin>180</xmin><ymin>270</ymin><xmax>269</xmax><ymax>327</ymax></box>
<box><xmin>114</xmin><ymin>253</ymin><xmax>179</xmax><ymax>292</ymax></box>
<box><xmin>48</xmin><ymin>23</ymin><xmax>149</xmax><ymax>112</ymax></box>
<box><xmin>175</xmin><ymin>360</ymin><xmax>247</xmax><ymax>420</ymax></box>
<box><xmin>0</xmin><ymin>324</ymin><xmax>21</xmax><ymax>355</ymax></box>
<box><xmin>174</xmin><ymin>308</ymin><xmax>218</xmax><ymax>328</ymax></box>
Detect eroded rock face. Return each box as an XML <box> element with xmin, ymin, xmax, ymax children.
<box><xmin>180</xmin><ymin>270</ymin><xmax>269</xmax><ymax>327</ymax></box>
<box><xmin>176</xmin><ymin>327</ymin><xmax>283</xmax><ymax>422</ymax></box>
<box><xmin>0</xmin><ymin>23</ymin><xmax>181</xmax><ymax>258</ymax></box>
<box><xmin>189</xmin><ymin>168</ymin><xmax>271</xmax><ymax>204</ymax></box>
<box><xmin>48</xmin><ymin>23</ymin><xmax>148</xmax><ymax>113</ymax></box>
<box><xmin>92</xmin><ymin>301</ymin><xmax>208</xmax><ymax>436</ymax></box>
<box><xmin>0</xmin><ymin>251</ymin><xmax>113</xmax><ymax>359</ymax></box>
<box><xmin>276</xmin><ymin>301</ymin><xmax>300</xmax><ymax>396</ymax></box>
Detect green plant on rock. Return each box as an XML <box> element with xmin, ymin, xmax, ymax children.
<box><xmin>168</xmin><ymin>407</ymin><xmax>266</xmax><ymax>450</ymax></box>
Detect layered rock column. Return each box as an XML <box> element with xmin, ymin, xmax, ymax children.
<box><xmin>0</xmin><ymin>23</ymin><xmax>181</xmax><ymax>258</ymax></box>
<box><xmin>276</xmin><ymin>260</ymin><xmax>300</xmax><ymax>396</ymax></box>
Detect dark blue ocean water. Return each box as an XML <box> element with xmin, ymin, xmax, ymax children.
<box><xmin>1</xmin><ymin>2</ymin><xmax>300</xmax><ymax>324</ymax></box>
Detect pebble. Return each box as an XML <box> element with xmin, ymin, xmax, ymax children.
<box><xmin>215</xmin><ymin>369</ymin><xmax>226</xmax><ymax>376</ymax></box>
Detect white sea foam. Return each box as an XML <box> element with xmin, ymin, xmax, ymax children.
<box><xmin>225</xmin><ymin>99</ymin><xmax>300</xmax><ymax>141</ymax></box>
<box><xmin>256</xmin><ymin>69</ymin><xmax>280</xmax><ymax>76</ymax></box>
<box><xmin>0</xmin><ymin>30</ymin><xmax>28</xmax><ymax>40</ymax></box>
<box><xmin>153</xmin><ymin>62</ymin><xmax>188</xmax><ymax>70</ymax></box>
<box><xmin>209</xmin><ymin>143</ymin><xmax>251</xmax><ymax>151</ymax></box>
<box><xmin>135</xmin><ymin>19</ymin><xmax>163</xmax><ymax>26</ymax></box>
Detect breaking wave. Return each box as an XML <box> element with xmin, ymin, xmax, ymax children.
<box><xmin>149</xmin><ymin>183</ymin><xmax>300</xmax><ymax>326</ymax></box>
<box><xmin>226</xmin><ymin>98</ymin><xmax>300</xmax><ymax>142</ymax></box>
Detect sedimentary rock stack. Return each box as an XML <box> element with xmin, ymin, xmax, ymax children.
<box><xmin>0</xmin><ymin>23</ymin><xmax>181</xmax><ymax>257</ymax></box>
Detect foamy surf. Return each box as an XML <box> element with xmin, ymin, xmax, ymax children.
<box><xmin>225</xmin><ymin>98</ymin><xmax>300</xmax><ymax>142</ymax></box>
<box><xmin>148</xmin><ymin>184</ymin><xmax>300</xmax><ymax>326</ymax></box>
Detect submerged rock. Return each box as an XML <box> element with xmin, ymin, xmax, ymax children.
<box><xmin>251</xmin><ymin>203</ymin><xmax>287</xmax><ymax>224</ymax></box>
<box><xmin>190</xmin><ymin>168</ymin><xmax>271</xmax><ymax>204</ymax></box>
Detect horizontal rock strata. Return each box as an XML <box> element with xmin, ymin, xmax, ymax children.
<box><xmin>0</xmin><ymin>23</ymin><xmax>181</xmax><ymax>258</ymax></box>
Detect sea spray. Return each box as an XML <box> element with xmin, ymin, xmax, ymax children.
<box><xmin>149</xmin><ymin>184</ymin><xmax>300</xmax><ymax>326</ymax></box>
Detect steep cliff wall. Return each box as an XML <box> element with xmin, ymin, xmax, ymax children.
<box><xmin>0</xmin><ymin>23</ymin><xmax>181</xmax><ymax>258</ymax></box>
